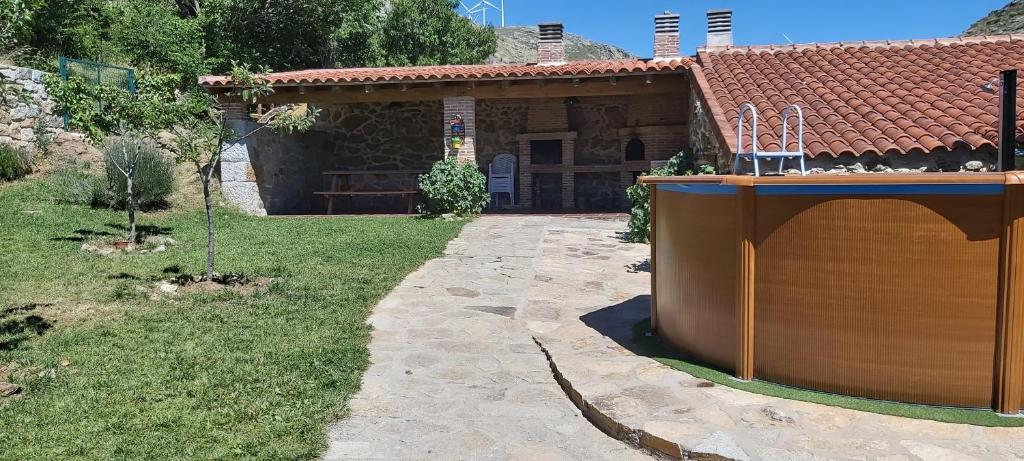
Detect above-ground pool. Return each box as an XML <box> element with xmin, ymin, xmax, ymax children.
<box><xmin>643</xmin><ymin>173</ymin><xmax>1024</xmax><ymax>414</ymax></box>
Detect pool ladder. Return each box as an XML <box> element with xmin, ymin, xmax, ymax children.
<box><xmin>733</xmin><ymin>103</ymin><xmax>807</xmax><ymax>176</ymax></box>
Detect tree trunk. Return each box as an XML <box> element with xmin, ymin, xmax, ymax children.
<box><xmin>126</xmin><ymin>175</ymin><xmax>137</xmax><ymax>244</ymax></box>
<box><xmin>202</xmin><ymin>176</ymin><xmax>215</xmax><ymax>281</ymax></box>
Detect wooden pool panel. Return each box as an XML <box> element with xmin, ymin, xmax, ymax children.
<box><xmin>754</xmin><ymin>195</ymin><xmax>1001</xmax><ymax>407</ymax></box>
<box><xmin>645</xmin><ymin>174</ymin><xmax>1024</xmax><ymax>413</ymax></box>
<box><xmin>654</xmin><ymin>188</ymin><xmax>737</xmax><ymax>371</ymax></box>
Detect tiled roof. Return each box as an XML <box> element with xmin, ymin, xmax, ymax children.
<box><xmin>198</xmin><ymin>58</ymin><xmax>692</xmax><ymax>87</ymax></box>
<box><xmin>696</xmin><ymin>36</ymin><xmax>1024</xmax><ymax>157</ymax></box>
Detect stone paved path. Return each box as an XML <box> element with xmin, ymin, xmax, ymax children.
<box><xmin>524</xmin><ymin>224</ymin><xmax>1024</xmax><ymax>461</ymax></box>
<box><xmin>325</xmin><ymin>215</ymin><xmax>1024</xmax><ymax>461</ymax></box>
<box><xmin>322</xmin><ymin>216</ymin><xmax>650</xmax><ymax>460</ymax></box>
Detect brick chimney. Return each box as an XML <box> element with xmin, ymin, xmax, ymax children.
<box><xmin>538</xmin><ymin>23</ymin><xmax>566</xmax><ymax>65</ymax></box>
<box><xmin>706</xmin><ymin>9</ymin><xmax>733</xmax><ymax>48</ymax></box>
<box><xmin>654</xmin><ymin>12</ymin><xmax>680</xmax><ymax>59</ymax></box>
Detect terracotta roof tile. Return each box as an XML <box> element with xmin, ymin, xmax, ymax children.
<box><xmin>697</xmin><ymin>36</ymin><xmax>1024</xmax><ymax>157</ymax></box>
<box><xmin>198</xmin><ymin>58</ymin><xmax>693</xmax><ymax>87</ymax></box>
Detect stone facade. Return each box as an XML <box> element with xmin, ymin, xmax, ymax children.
<box><xmin>221</xmin><ymin>89</ymin><xmax>691</xmax><ymax>215</ymax></box>
<box><xmin>0</xmin><ymin>64</ymin><xmax>99</xmax><ymax>163</ymax></box>
<box><xmin>242</xmin><ymin>100</ymin><xmax>443</xmax><ymax>214</ymax></box>
<box><xmin>688</xmin><ymin>86</ymin><xmax>725</xmax><ymax>171</ymax></box>
<box><xmin>475</xmin><ymin>98</ymin><xmax>528</xmax><ymax>171</ymax></box>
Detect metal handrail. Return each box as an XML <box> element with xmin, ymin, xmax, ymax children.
<box><xmin>733</xmin><ymin>103</ymin><xmax>807</xmax><ymax>176</ymax></box>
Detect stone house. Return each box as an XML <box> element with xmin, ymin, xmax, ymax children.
<box><xmin>201</xmin><ymin>15</ymin><xmax>696</xmax><ymax>215</ymax></box>
<box><xmin>200</xmin><ymin>10</ymin><xmax>1024</xmax><ymax>215</ymax></box>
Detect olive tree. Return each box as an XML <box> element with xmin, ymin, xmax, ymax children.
<box><xmin>171</xmin><ymin>62</ymin><xmax>318</xmax><ymax>280</ymax></box>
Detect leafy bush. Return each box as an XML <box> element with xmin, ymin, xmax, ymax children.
<box><xmin>418</xmin><ymin>157</ymin><xmax>489</xmax><ymax>217</ymax></box>
<box><xmin>0</xmin><ymin>143</ymin><xmax>33</xmax><ymax>180</ymax></box>
<box><xmin>626</xmin><ymin>151</ymin><xmax>715</xmax><ymax>243</ymax></box>
<box><xmin>51</xmin><ymin>162</ymin><xmax>112</xmax><ymax>207</ymax></box>
<box><xmin>103</xmin><ymin>137</ymin><xmax>175</xmax><ymax>210</ymax></box>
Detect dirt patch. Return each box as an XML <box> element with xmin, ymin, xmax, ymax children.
<box><xmin>158</xmin><ymin>274</ymin><xmax>273</xmax><ymax>297</ymax></box>
<box><xmin>81</xmin><ymin>235</ymin><xmax>177</xmax><ymax>256</ymax></box>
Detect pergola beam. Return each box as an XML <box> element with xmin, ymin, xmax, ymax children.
<box><xmin>256</xmin><ymin>74</ymin><xmax>688</xmax><ymax>104</ymax></box>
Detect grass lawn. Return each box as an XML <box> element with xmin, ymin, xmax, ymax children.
<box><xmin>633</xmin><ymin>319</ymin><xmax>1024</xmax><ymax>427</ymax></box>
<box><xmin>0</xmin><ymin>177</ymin><xmax>466</xmax><ymax>460</ymax></box>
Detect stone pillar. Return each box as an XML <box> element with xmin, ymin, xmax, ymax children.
<box><xmin>443</xmin><ymin>96</ymin><xmax>476</xmax><ymax>163</ymax></box>
<box><xmin>561</xmin><ymin>138</ymin><xmax>575</xmax><ymax>209</ymax></box>
<box><xmin>518</xmin><ymin>139</ymin><xmax>533</xmax><ymax>208</ymax></box>
<box><xmin>219</xmin><ymin>98</ymin><xmax>267</xmax><ymax>216</ymax></box>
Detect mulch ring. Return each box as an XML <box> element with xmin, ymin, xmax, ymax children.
<box><xmin>157</xmin><ymin>273</ymin><xmax>273</xmax><ymax>296</ymax></box>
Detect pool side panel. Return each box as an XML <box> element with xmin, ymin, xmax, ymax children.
<box><xmin>753</xmin><ymin>193</ymin><xmax>1002</xmax><ymax>408</ymax></box>
<box><xmin>654</xmin><ymin>184</ymin><xmax>737</xmax><ymax>372</ymax></box>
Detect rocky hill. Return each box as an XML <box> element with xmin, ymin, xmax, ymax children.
<box><xmin>965</xmin><ymin>0</ymin><xmax>1024</xmax><ymax>35</ymax></box>
<box><xmin>487</xmin><ymin>26</ymin><xmax>634</xmax><ymax>64</ymax></box>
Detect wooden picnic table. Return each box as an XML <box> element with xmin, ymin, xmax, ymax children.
<box><xmin>314</xmin><ymin>170</ymin><xmax>424</xmax><ymax>214</ymax></box>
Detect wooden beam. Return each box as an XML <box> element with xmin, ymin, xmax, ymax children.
<box><xmin>261</xmin><ymin>75</ymin><xmax>688</xmax><ymax>104</ymax></box>
<box><xmin>735</xmin><ymin>177</ymin><xmax>756</xmax><ymax>381</ymax></box>
<box><xmin>995</xmin><ymin>175</ymin><xmax>1024</xmax><ymax>414</ymax></box>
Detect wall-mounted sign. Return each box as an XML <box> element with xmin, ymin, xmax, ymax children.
<box><xmin>450</xmin><ymin>115</ymin><xmax>465</xmax><ymax>149</ymax></box>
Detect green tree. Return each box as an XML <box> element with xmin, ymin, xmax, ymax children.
<box><xmin>27</xmin><ymin>0</ymin><xmax>114</xmax><ymax>65</ymax></box>
<box><xmin>201</xmin><ymin>0</ymin><xmax>356</xmax><ymax>72</ymax></box>
<box><xmin>0</xmin><ymin>0</ymin><xmax>37</xmax><ymax>48</ymax></box>
<box><xmin>108</xmin><ymin>1</ymin><xmax>208</xmax><ymax>82</ymax></box>
<box><xmin>380</xmin><ymin>0</ymin><xmax>496</xmax><ymax>66</ymax></box>
<box><xmin>171</xmin><ymin>63</ymin><xmax>319</xmax><ymax>280</ymax></box>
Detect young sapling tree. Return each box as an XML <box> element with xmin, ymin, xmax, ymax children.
<box><xmin>106</xmin><ymin>132</ymin><xmax>146</xmax><ymax>244</ymax></box>
<box><xmin>172</xmin><ymin>62</ymin><xmax>318</xmax><ymax>281</ymax></box>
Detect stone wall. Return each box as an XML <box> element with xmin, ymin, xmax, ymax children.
<box><xmin>568</xmin><ymin>98</ymin><xmax>627</xmax><ymax>165</ymax></box>
<box><xmin>476</xmin><ymin>99</ymin><xmax>528</xmax><ymax>170</ymax></box>
<box><xmin>0</xmin><ymin>64</ymin><xmax>99</xmax><ymax>163</ymax></box>
<box><xmin>248</xmin><ymin>100</ymin><xmax>443</xmax><ymax>214</ymax></box>
<box><xmin>689</xmin><ymin>86</ymin><xmax>726</xmax><ymax>171</ymax></box>
<box><xmin>574</xmin><ymin>172</ymin><xmax>623</xmax><ymax>210</ymax></box>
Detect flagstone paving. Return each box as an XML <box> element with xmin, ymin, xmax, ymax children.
<box><xmin>322</xmin><ymin>216</ymin><xmax>650</xmax><ymax>461</ymax></box>
<box><xmin>523</xmin><ymin>223</ymin><xmax>1024</xmax><ymax>461</ymax></box>
<box><xmin>325</xmin><ymin>215</ymin><xmax>1024</xmax><ymax>461</ymax></box>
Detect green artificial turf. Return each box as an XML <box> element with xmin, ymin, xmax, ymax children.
<box><xmin>633</xmin><ymin>319</ymin><xmax>1024</xmax><ymax>427</ymax></box>
<box><xmin>0</xmin><ymin>177</ymin><xmax>466</xmax><ymax>460</ymax></box>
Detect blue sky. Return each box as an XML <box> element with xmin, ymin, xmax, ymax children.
<box><xmin>469</xmin><ymin>0</ymin><xmax>1010</xmax><ymax>56</ymax></box>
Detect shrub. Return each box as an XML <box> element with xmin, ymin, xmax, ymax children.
<box><xmin>625</xmin><ymin>151</ymin><xmax>715</xmax><ymax>243</ymax></box>
<box><xmin>0</xmin><ymin>143</ymin><xmax>33</xmax><ymax>181</ymax></box>
<box><xmin>51</xmin><ymin>162</ymin><xmax>112</xmax><ymax>207</ymax></box>
<box><xmin>103</xmin><ymin>137</ymin><xmax>175</xmax><ymax>210</ymax></box>
<box><xmin>418</xmin><ymin>157</ymin><xmax>489</xmax><ymax>217</ymax></box>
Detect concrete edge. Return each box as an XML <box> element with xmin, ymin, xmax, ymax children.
<box><xmin>532</xmin><ymin>337</ymin><xmax>737</xmax><ymax>461</ymax></box>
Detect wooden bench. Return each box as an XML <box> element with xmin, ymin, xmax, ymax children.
<box><xmin>317</xmin><ymin>170</ymin><xmax>424</xmax><ymax>214</ymax></box>
<box><xmin>315</xmin><ymin>190</ymin><xmax>420</xmax><ymax>214</ymax></box>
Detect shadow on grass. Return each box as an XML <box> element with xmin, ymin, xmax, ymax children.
<box><xmin>1</xmin><ymin>304</ymin><xmax>54</xmax><ymax>351</ymax></box>
<box><xmin>51</xmin><ymin>229</ymin><xmax>117</xmax><ymax>243</ymax></box>
<box><xmin>106</xmin><ymin>223</ymin><xmax>174</xmax><ymax>240</ymax></box>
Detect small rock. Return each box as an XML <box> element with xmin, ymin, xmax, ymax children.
<box><xmin>158</xmin><ymin>282</ymin><xmax>178</xmax><ymax>294</ymax></box>
<box><xmin>964</xmin><ymin>160</ymin><xmax>984</xmax><ymax>172</ymax></box>
<box><xmin>59</xmin><ymin>358</ymin><xmax>70</xmax><ymax>367</ymax></box>
<box><xmin>81</xmin><ymin>243</ymin><xmax>98</xmax><ymax>253</ymax></box>
<box><xmin>441</xmin><ymin>213</ymin><xmax>457</xmax><ymax>221</ymax></box>
<box><xmin>761</xmin><ymin>406</ymin><xmax>796</xmax><ymax>424</ymax></box>
<box><xmin>697</xmin><ymin>381</ymin><xmax>715</xmax><ymax>388</ymax></box>
<box><xmin>848</xmin><ymin>163</ymin><xmax>867</xmax><ymax>173</ymax></box>
<box><xmin>0</xmin><ymin>382</ymin><xmax>21</xmax><ymax>397</ymax></box>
